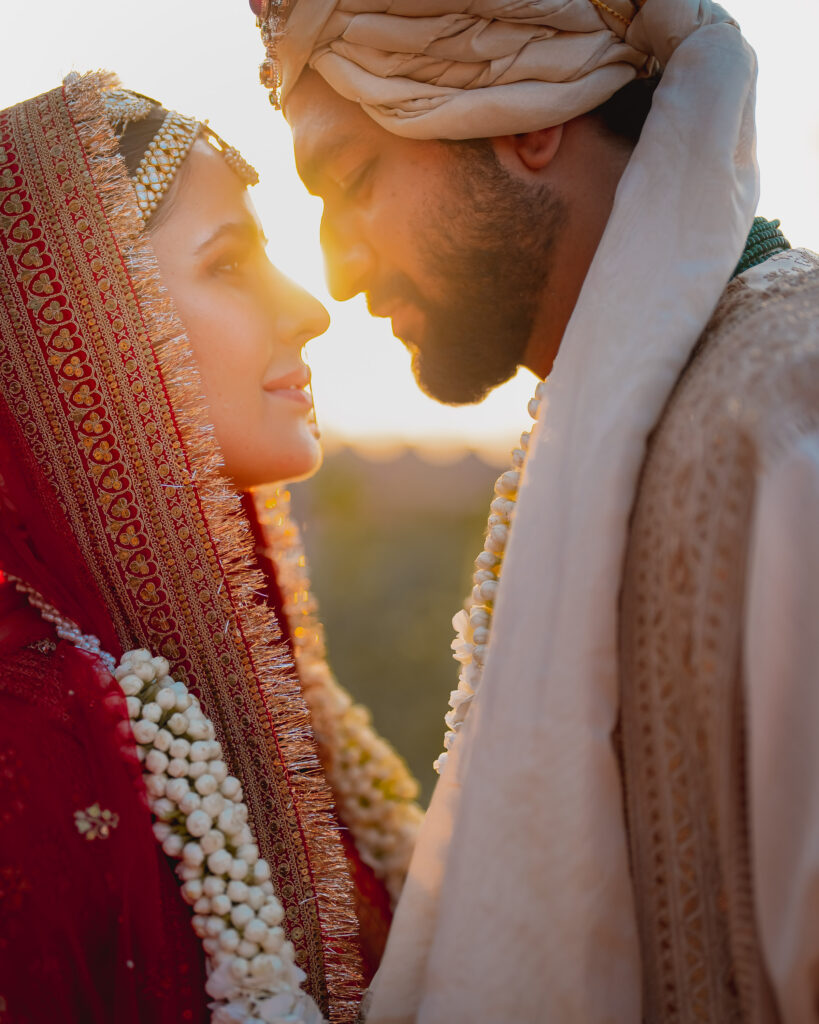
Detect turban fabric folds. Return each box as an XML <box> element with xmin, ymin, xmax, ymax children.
<box><xmin>278</xmin><ymin>0</ymin><xmax>736</xmax><ymax>139</ymax></box>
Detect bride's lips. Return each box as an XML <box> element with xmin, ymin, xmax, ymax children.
<box><xmin>263</xmin><ymin>366</ymin><xmax>313</xmax><ymax>408</ymax></box>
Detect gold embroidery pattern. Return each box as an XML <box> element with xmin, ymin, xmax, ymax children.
<box><xmin>619</xmin><ymin>258</ymin><xmax>819</xmax><ymax>1021</ymax></box>
<box><xmin>0</xmin><ymin>76</ymin><xmax>362</xmax><ymax>1019</ymax></box>
<box><xmin>74</xmin><ymin>802</ymin><xmax>120</xmax><ymax>840</ymax></box>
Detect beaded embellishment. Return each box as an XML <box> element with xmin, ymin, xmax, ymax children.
<box><xmin>256</xmin><ymin>0</ymin><xmax>293</xmax><ymax>109</ymax></box>
<box><xmin>103</xmin><ymin>89</ymin><xmax>260</xmax><ymax>222</ymax></box>
<box><xmin>132</xmin><ymin>110</ymin><xmax>201</xmax><ymax>220</ymax></box>
<box><xmin>733</xmin><ymin>216</ymin><xmax>791</xmax><ymax>278</ymax></box>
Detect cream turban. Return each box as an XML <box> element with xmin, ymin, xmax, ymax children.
<box><xmin>267</xmin><ymin>2</ymin><xmax>760</xmax><ymax>1021</ymax></box>
<box><xmin>277</xmin><ymin>0</ymin><xmax>737</xmax><ymax>139</ymax></box>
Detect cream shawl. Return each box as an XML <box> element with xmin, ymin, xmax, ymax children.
<box><xmin>271</xmin><ymin>1</ymin><xmax>760</xmax><ymax>1019</ymax></box>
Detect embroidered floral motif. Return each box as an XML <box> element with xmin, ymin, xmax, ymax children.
<box><xmin>74</xmin><ymin>802</ymin><xmax>120</xmax><ymax>840</ymax></box>
<box><xmin>27</xmin><ymin>637</ymin><xmax>57</xmax><ymax>655</ymax></box>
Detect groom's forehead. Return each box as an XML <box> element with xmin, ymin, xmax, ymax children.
<box><xmin>286</xmin><ymin>71</ymin><xmax>388</xmax><ymax>187</ymax></box>
<box><xmin>285</xmin><ymin>70</ymin><xmax>364</xmax><ymax>141</ymax></box>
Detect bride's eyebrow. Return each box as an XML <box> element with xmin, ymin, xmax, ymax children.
<box><xmin>195</xmin><ymin>220</ymin><xmax>264</xmax><ymax>256</ymax></box>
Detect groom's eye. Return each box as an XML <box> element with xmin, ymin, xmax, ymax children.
<box><xmin>338</xmin><ymin>160</ymin><xmax>374</xmax><ymax>199</ymax></box>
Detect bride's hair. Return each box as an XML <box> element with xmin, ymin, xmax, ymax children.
<box><xmin>116</xmin><ymin>100</ymin><xmax>187</xmax><ymax>230</ymax></box>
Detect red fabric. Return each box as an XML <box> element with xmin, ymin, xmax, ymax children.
<box><xmin>0</xmin><ymin>398</ymin><xmax>122</xmax><ymax>659</ymax></box>
<box><xmin>0</xmin><ymin>586</ymin><xmax>208</xmax><ymax>1024</ymax></box>
<box><xmin>338</xmin><ymin>830</ymin><xmax>392</xmax><ymax>984</ymax></box>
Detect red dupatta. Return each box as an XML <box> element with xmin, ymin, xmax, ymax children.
<box><xmin>0</xmin><ymin>73</ymin><xmax>363</xmax><ymax>1021</ymax></box>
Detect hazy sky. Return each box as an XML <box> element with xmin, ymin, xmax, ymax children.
<box><xmin>2</xmin><ymin>1</ymin><xmax>816</xmax><ymax>455</ymax></box>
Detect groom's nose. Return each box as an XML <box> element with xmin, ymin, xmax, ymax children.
<box><xmin>320</xmin><ymin>216</ymin><xmax>375</xmax><ymax>303</ymax></box>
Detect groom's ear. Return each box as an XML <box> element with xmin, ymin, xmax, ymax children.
<box><xmin>491</xmin><ymin>125</ymin><xmax>564</xmax><ymax>174</ymax></box>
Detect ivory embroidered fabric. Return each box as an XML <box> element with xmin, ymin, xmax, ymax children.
<box><xmin>0</xmin><ymin>74</ymin><xmax>363</xmax><ymax>1020</ymax></box>
<box><xmin>619</xmin><ymin>249</ymin><xmax>819</xmax><ymax>1022</ymax></box>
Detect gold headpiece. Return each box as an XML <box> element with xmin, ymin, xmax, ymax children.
<box><xmin>103</xmin><ymin>89</ymin><xmax>259</xmax><ymax>223</ymax></box>
<box><xmin>255</xmin><ymin>0</ymin><xmax>293</xmax><ymax>109</ymax></box>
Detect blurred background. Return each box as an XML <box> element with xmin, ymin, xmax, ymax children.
<box><xmin>2</xmin><ymin>1</ymin><xmax>817</xmax><ymax>799</ymax></box>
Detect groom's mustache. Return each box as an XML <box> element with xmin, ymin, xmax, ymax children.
<box><xmin>365</xmin><ymin>273</ymin><xmax>429</xmax><ymax>326</ymax></box>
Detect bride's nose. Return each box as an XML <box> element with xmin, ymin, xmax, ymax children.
<box><xmin>274</xmin><ymin>272</ymin><xmax>330</xmax><ymax>347</ymax></box>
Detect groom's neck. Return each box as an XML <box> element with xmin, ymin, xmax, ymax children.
<box><xmin>522</xmin><ymin>116</ymin><xmax>634</xmax><ymax>380</ymax></box>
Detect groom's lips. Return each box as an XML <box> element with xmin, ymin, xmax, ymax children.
<box><xmin>372</xmin><ymin>300</ymin><xmax>423</xmax><ymax>345</ymax></box>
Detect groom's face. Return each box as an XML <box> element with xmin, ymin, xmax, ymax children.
<box><xmin>287</xmin><ymin>71</ymin><xmax>565</xmax><ymax>404</ymax></box>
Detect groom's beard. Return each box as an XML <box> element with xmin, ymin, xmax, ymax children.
<box><xmin>391</xmin><ymin>144</ymin><xmax>566</xmax><ymax>405</ymax></box>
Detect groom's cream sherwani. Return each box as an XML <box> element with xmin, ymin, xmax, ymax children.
<box><xmin>620</xmin><ymin>249</ymin><xmax>819</xmax><ymax>1022</ymax></box>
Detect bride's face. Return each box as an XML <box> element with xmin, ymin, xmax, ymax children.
<box><xmin>150</xmin><ymin>139</ymin><xmax>329</xmax><ymax>490</ymax></box>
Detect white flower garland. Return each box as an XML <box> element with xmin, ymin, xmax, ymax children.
<box><xmin>297</xmin><ymin>658</ymin><xmax>424</xmax><ymax>904</ymax></box>
<box><xmin>256</xmin><ymin>489</ymin><xmax>424</xmax><ymax>903</ymax></box>
<box><xmin>10</xmin><ymin>578</ymin><xmax>324</xmax><ymax>1024</ymax></box>
<box><xmin>435</xmin><ymin>380</ymin><xmax>546</xmax><ymax>774</ymax></box>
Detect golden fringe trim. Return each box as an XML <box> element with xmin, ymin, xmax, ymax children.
<box><xmin>62</xmin><ymin>71</ymin><xmax>363</xmax><ymax>1021</ymax></box>
<box><xmin>253</xmin><ymin>486</ymin><xmax>425</xmax><ymax>904</ymax></box>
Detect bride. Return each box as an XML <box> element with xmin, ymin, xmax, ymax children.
<box><xmin>0</xmin><ymin>72</ymin><xmax>421</xmax><ymax>1023</ymax></box>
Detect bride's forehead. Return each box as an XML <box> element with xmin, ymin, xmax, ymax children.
<box><xmin>178</xmin><ymin>140</ymin><xmax>252</xmax><ymax>202</ymax></box>
<box><xmin>150</xmin><ymin>142</ymin><xmax>261</xmax><ymax>249</ymax></box>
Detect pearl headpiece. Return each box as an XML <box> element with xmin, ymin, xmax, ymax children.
<box><xmin>103</xmin><ymin>88</ymin><xmax>259</xmax><ymax>223</ymax></box>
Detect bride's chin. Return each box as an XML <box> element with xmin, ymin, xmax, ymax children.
<box><xmin>223</xmin><ymin>431</ymin><xmax>323</xmax><ymax>491</ymax></box>
<box><xmin>280</xmin><ymin>437</ymin><xmax>323</xmax><ymax>484</ymax></box>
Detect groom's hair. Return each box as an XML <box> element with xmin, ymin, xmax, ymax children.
<box><xmin>445</xmin><ymin>74</ymin><xmax>660</xmax><ymax>168</ymax></box>
<box><xmin>592</xmin><ymin>75</ymin><xmax>661</xmax><ymax>146</ymax></box>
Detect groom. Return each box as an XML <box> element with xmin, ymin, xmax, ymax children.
<box><xmin>254</xmin><ymin>2</ymin><xmax>819</xmax><ymax>1021</ymax></box>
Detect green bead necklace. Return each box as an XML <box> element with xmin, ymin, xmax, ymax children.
<box><xmin>733</xmin><ymin>216</ymin><xmax>791</xmax><ymax>278</ymax></box>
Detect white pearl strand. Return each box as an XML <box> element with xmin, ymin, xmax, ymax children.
<box><xmin>9</xmin><ymin>576</ymin><xmax>116</xmax><ymax>672</ymax></box>
<box><xmin>434</xmin><ymin>380</ymin><xmax>546</xmax><ymax>774</ymax></box>
<box><xmin>10</xmin><ymin>579</ymin><xmax>324</xmax><ymax>1024</ymax></box>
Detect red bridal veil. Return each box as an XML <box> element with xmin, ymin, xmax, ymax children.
<box><xmin>0</xmin><ymin>73</ymin><xmax>410</xmax><ymax>1022</ymax></box>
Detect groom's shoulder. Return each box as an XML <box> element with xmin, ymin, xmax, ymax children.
<box><xmin>627</xmin><ymin>249</ymin><xmax>819</xmax><ymax>556</ymax></box>
<box><xmin>663</xmin><ymin>248</ymin><xmax>819</xmax><ymax>474</ymax></box>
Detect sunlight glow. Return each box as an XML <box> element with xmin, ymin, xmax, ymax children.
<box><xmin>2</xmin><ymin>0</ymin><xmax>815</xmax><ymax>456</ymax></box>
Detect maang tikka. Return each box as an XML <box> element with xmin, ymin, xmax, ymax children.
<box><xmin>103</xmin><ymin>87</ymin><xmax>259</xmax><ymax>223</ymax></box>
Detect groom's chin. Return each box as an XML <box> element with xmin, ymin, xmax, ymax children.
<box><xmin>411</xmin><ymin>349</ymin><xmax>514</xmax><ymax>407</ymax></box>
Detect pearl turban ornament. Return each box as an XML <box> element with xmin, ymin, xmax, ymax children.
<box><xmin>274</xmin><ymin>0</ymin><xmax>739</xmax><ymax>139</ymax></box>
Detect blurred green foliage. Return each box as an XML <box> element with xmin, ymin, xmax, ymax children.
<box><xmin>290</xmin><ymin>447</ymin><xmax>502</xmax><ymax>803</ymax></box>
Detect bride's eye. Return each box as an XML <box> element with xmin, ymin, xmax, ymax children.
<box><xmin>210</xmin><ymin>244</ymin><xmax>252</xmax><ymax>277</ymax></box>
<box><xmin>212</xmin><ymin>254</ymin><xmax>242</xmax><ymax>275</ymax></box>
<box><xmin>205</xmin><ymin>230</ymin><xmax>268</xmax><ymax>278</ymax></box>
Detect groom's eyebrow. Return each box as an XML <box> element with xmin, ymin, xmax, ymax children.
<box><xmin>296</xmin><ymin>134</ymin><xmax>357</xmax><ymax>194</ymax></box>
